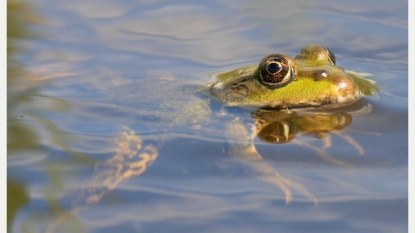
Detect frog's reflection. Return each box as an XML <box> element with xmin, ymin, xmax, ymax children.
<box><xmin>252</xmin><ymin>108</ymin><xmax>352</xmax><ymax>144</ymax></box>
<box><xmin>224</xmin><ymin>105</ymin><xmax>369</xmax><ymax>207</ymax></box>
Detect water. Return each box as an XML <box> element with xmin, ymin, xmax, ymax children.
<box><xmin>7</xmin><ymin>0</ymin><xmax>408</xmax><ymax>233</ymax></box>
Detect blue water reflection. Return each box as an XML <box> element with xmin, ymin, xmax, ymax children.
<box><xmin>8</xmin><ymin>0</ymin><xmax>407</xmax><ymax>233</ymax></box>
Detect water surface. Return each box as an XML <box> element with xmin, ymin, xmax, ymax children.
<box><xmin>8</xmin><ymin>0</ymin><xmax>407</xmax><ymax>233</ymax></box>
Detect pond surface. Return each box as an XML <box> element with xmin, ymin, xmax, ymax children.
<box><xmin>7</xmin><ymin>0</ymin><xmax>408</xmax><ymax>233</ymax></box>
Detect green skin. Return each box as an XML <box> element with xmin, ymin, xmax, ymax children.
<box><xmin>210</xmin><ymin>44</ymin><xmax>377</xmax><ymax>109</ymax></box>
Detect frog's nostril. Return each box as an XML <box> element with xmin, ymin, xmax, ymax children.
<box><xmin>229</xmin><ymin>84</ymin><xmax>248</xmax><ymax>99</ymax></box>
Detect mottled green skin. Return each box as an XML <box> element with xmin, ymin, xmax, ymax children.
<box><xmin>210</xmin><ymin>44</ymin><xmax>377</xmax><ymax>109</ymax></box>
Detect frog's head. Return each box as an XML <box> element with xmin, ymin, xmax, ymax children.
<box><xmin>210</xmin><ymin>44</ymin><xmax>369</xmax><ymax>109</ymax></box>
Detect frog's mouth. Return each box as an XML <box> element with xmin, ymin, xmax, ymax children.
<box><xmin>208</xmin><ymin>75</ymin><xmax>257</xmax><ymax>107</ymax></box>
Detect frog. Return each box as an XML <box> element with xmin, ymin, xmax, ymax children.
<box><xmin>205</xmin><ymin>44</ymin><xmax>378</xmax><ymax>203</ymax></box>
<box><xmin>45</xmin><ymin>44</ymin><xmax>378</xmax><ymax>233</ymax></box>
<box><xmin>209</xmin><ymin>44</ymin><xmax>377</xmax><ymax>109</ymax></box>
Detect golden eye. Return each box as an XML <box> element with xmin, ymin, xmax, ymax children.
<box><xmin>258</xmin><ymin>55</ymin><xmax>295</xmax><ymax>88</ymax></box>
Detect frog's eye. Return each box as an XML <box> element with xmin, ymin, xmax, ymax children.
<box><xmin>258</xmin><ymin>55</ymin><xmax>295</xmax><ymax>88</ymax></box>
<box><xmin>325</xmin><ymin>47</ymin><xmax>336</xmax><ymax>65</ymax></box>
